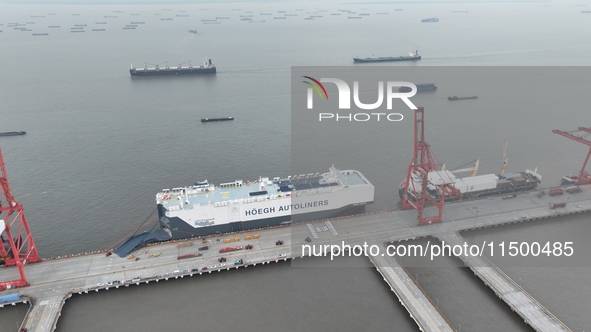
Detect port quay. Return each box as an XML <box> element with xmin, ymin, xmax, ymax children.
<box><xmin>1</xmin><ymin>185</ymin><xmax>589</xmax><ymax>331</ymax></box>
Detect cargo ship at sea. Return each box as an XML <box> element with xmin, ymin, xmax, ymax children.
<box><xmin>353</xmin><ymin>50</ymin><xmax>421</xmax><ymax>63</ymax></box>
<box><xmin>129</xmin><ymin>57</ymin><xmax>215</xmax><ymax>76</ymax></box>
<box><xmin>399</xmin><ymin>83</ymin><xmax>436</xmax><ymax>92</ymax></box>
<box><xmin>399</xmin><ymin>169</ymin><xmax>542</xmax><ymax>201</ymax></box>
<box><xmin>421</xmin><ymin>17</ymin><xmax>439</xmax><ymax>22</ymax></box>
<box><xmin>448</xmin><ymin>96</ymin><xmax>477</xmax><ymax>100</ymax></box>
<box><xmin>0</xmin><ymin>131</ymin><xmax>26</xmax><ymax>137</ymax></box>
<box><xmin>156</xmin><ymin>166</ymin><xmax>374</xmax><ymax>239</ymax></box>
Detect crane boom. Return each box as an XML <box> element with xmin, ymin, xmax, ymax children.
<box><xmin>443</xmin><ymin>159</ymin><xmax>479</xmax><ymax>176</ymax></box>
<box><xmin>500</xmin><ymin>140</ymin><xmax>508</xmax><ymax>175</ymax></box>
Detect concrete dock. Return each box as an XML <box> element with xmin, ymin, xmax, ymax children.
<box><xmin>436</xmin><ymin>232</ymin><xmax>570</xmax><ymax>332</ymax></box>
<box><xmin>369</xmin><ymin>250</ymin><xmax>455</xmax><ymax>331</ymax></box>
<box><xmin>1</xmin><ymin>184</ymin><xmax>589</xmax><ymax>332</ymax></box>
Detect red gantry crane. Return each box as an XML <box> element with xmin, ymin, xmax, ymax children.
<box><xmin>400</xmin><ymin>107</ymin><xmax>462</xmax><ymax>225</ymax></box>
<box><xmin>0</xmin><ymin>149</ymin><xmax>41</xmax><ymax>291</ymax></box>
<box><xmin>552</xmin><ymin>127</ymin><xmax>591</xmax><ymax>185</ymax></box>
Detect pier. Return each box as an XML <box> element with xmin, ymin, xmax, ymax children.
<box><xmin>369</xmin><ymin>252</ymin><xmax>455</xmax><ymax>331</ymax></box>
<box><xmin>2</xmin><ymin>185</ymin><xmax>589</xmax><ymax>331</ymax></box>
<box><xmin>435</xmin><ymin>233</ymin><xmax>570</xmax><ymax>331</ymax></box>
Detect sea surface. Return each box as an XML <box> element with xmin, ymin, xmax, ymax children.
<box><xmin>1</xmin><ymin>1</ymin><xmax>591</xmax><ymax>331</ymax></box>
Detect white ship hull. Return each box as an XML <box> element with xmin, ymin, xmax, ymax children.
<box><xmin>156</xmin><ymin>167</ymin><xmax>374</xmax><ymax>239</ymax></box>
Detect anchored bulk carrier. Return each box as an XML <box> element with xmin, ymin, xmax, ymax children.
<box><xmin>156</xmin><ymin>166</ymin><xmax>374</xmax><ymax>239</ymax></box>
<box><xmin>353</xmin><ymin>50</ymin><xmax>421</xmax><ymax>63</ymax></box>
<box><xmin>129</xmin><ymin>57</ymin><xmax>215</xmax><ymax>76</ymax></box>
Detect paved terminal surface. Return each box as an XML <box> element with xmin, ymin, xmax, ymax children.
<box><xmin>2</xmin><ymin>185</ymin><xmax>590</xmax><ymax>332</ymax></box>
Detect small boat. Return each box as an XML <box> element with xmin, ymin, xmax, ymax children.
<box><xmin>201</xmin><ymin>117</ymin><xmax>234</xmax><ymax>122</ymax></box>
<box><xmin>0</xmin><ymin>131</ymin><xmax>26</xmax><ymax>137</ymax></box>
<box><xmin>188</xmin><ymin>29</ymin><xmax>198</xmax><ymax>34</ymax></box>
<box><xmin>448</xmin><ymin>96</ymin><xmax>478</xmax><ymax>100</ymax></box>
<box><xmin>421</xmin><ymin>17</ymin><xmax>439</xmax><ymax>22</ymax></box>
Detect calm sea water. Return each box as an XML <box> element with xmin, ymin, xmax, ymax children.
<box><xmin>1</xmin><ymin>1</ymin><xmax>591</xmax><ymax>331</ymax></box>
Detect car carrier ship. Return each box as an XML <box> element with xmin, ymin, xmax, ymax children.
<box><xmin>156</xmin><ymin>166</ymin><xmax>374</xmax><ymax>239</ymax></box>
<box><xmin>129</xmin><ymin>57</ymin><xmax>215</xmax><ymax>76</ymax></box>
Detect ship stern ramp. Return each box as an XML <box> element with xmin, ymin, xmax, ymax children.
<box><xmin>113</xmin><ymin>230</ymin><xmax>172</xmax><ymax>257</ymax></box>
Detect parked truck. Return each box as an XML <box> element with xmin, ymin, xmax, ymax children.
<box><xmin>565</xmin><ymin>186</ymin><xmax>582</xmax><ymax>194</ymax></box>
<box><xmin>177</xmin><ymin>253</ymin><xmax>202</xmax><ymax>260</ymax></box>
<box><xmin>550</xmin><ymin>202</ymin><xmax>567</xmax><ymax>209</ymax></box>
<box><xmin>0</xmin><ymin>293</ymin><xmax>20</xmax><ymax>304</ymax></box>
<box><xmin>219</xmin><ymin>246</ymin><xmax>242</xmax><ymax>253</ymax></box>
<box><xmin>549</xmin><ymin>188</ymin><xmax>564</xmax><ymax>196</ymax></box>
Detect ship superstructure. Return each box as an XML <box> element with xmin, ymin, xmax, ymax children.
<box><xmin>156</xmin><ymin>166</ymin><xmax>374</xmax><ymax>239</ymax></box>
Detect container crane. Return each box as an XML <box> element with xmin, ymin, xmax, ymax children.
<box><xmin>552</xmin><ymin>127</ymin><xmax>591</xmax><ymax>185</ymax></box>
<box><xmin>400</xmin><ymin>107</ymin><xmax>462</xmax><ymax>225</ymax></box>
<box><xmin>0</xmin><ymin>149</ymin><xmax>41</xmax><ymax>291</ymax></box>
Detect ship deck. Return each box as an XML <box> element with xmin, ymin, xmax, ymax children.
<box><xmin>162</xmin><ymin>168</ymin><xmax>371</xmax><ymax>208</ymax></box>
